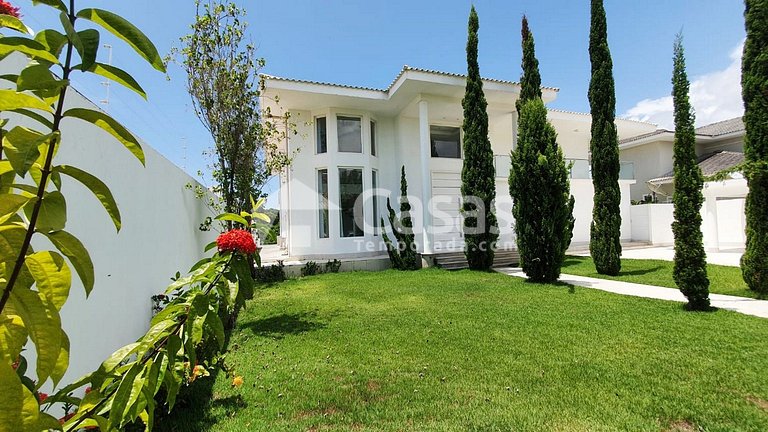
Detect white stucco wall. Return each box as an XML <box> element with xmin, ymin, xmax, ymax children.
<box><xmin>2</xmin><ymin>55</ymin><xmax>215</xmax><ymax>390</ymax></box>
<box><xmin>569</xmin><ymin>179</ymin><xmax>634</xmax><ymax>246</ymax></box>
<box><xmin>630</xmin><ymin>204</ymin><xmax>675</xmax><ymax>245</ymax></box>
<box><xmin>620</xmin><ymin>141</ymin><xmax>674</xmax><ymax>202</ymax></box>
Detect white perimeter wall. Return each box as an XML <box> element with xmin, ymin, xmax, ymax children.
<box><xmin>3</xmin><ymin>55</ymin><xmax>215</xmax><ymax>391</ymax></box>
<box><xmin>570</xmin><ymin>179</ymin><xmax>634</xmax><ymax>245</ymax></box>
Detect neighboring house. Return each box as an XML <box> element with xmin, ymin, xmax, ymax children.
<box><xmin>619</xmin><ymin>117</ymin><xmax>747</xmax><ymax>251</ymax></box>
<box><xmin>261</xmin><ymin>66</ymin><xmax>657</xmax><ymax>261</ymax></box>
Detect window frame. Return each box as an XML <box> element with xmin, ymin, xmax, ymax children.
<box><xmin>338</xmin><ymin>166</ymin><xmax>365</xmax><ymax>238</ymax></box>
<box><xmin>337</xmin><ymin>115</ymin><xmax>363</xmax><ymax>153</ymax></box>
<box><xmin>317</xmin><ymin>168</ymin><xmax>329</xmax><ymax>238</ymax></box>
<box><xmin>370</xmin><ymin>119</ymin><xmax>377</xmax><ymax>156</ymax></box>
<box><xmin>315</xmin><ymin>116</ymin><xmax>328</xmax><ymax>154</ymax></box>
<box><xmin>429</xmin><ymin>124</ymin><xmax>463</xmax><ymax>159</ymax></box>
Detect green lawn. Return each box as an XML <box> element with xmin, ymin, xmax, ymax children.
<box><xmin>561</xmin><ymin>256</ymin><xmax>758</xmax><ymax>299</ymax></box>
<box><xmin>159</xmin><ymin>269</ymin><xmax>768</xmax><ymax>432</ymax></box>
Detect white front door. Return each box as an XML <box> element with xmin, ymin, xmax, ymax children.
<box><xmin>430</xmin><ymin>172</ymin><xmax>464</xmax><ymax>252</ymax></box>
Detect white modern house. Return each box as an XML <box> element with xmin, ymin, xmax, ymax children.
<box><xmin>620</xmin><ymin>117</ymin><xmax>747</xmax><ymax>250</ymax></box>
<box><xmin>261</xmin><ymin>66</ymin><xmax>659</xmax><ymax>262</ymax></box>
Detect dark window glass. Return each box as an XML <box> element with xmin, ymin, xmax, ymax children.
<box><xmin>318</xmin><ymin>169</ymin><xmax>329</xmax><ymax>238</ymax></box>
<box><xmin>316</xmin><ymin>117</ymin><xmax>327</xmax><ymax>153</ymax></box>
<box><xmin>430</xmin><ymin>125</ymin><xmax>461</xmax><ymax>158</ymax></box>
<box><xmin>338</xmin><ymin>116</ymin><xmax>362</xmax><ymax>153</ymax></box>
<box><xmin>370</xmin><ymin>121</ymin><xmax>377</xmax><ymax>156</ymax></box>
<box><xmin>372</xmin><ymin>170</ymin><xmax>379</xmax><ymax>236</ymax></box>
<box><xmin>339</xmin><ymin>168</ymin><xmax>364</xmax><ymax>237</ymax></box>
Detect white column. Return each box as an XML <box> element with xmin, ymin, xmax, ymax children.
<box><xmin>702</xmin><ymin>189</ymin><xmax>720</xmax><ymax>252</ymax></box>
<box><xmin>419</xmin><ymin>99</ymin><xmax>432</xmax><ymax>255</ymax></box>
<box><xmin>510</xmin><ymin>111</ymin><xmax>518</xmax><ymax>151</ymax></box>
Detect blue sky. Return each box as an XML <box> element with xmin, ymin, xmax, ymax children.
<box><xmin>18</xmin><ymin>0</ymin><xmax>747</xmax><ymax>206</ymax></box>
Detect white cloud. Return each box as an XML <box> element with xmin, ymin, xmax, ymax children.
<box><xmin>622</xmin><ymin>41</ymin><xmax>744</xmax><ymax>130</ymax></box>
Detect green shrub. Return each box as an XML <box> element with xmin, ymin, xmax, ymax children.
<box><xmin>461</xmin><ymin>6</ymin><xmax>498</xmax><ymax>270</ymax></box>
<box><xmin>301</xmin><ymin>261</ymin><xmax>322</xmax><ymax>277</ymax></box>
<box><xmin>671</xmin><ymin>35</ymin><xmax>711</xmax><ymax>310</ymax></box>
<box><xmin>382</xmin><ymin>167</ymin><xmax>421</xmax><ymax>270</ymax></box>
<box><xmin>255</xmin><ymin>261</ymin><xmax>286</xmax><ymax>283</ymax></box>
<box><xmin>741</xmin><ymin>0</ymin><xmax>768</xmax><ymax>295</ymax></box>
<box><xmin>588</xmin><ymin>0</ymin><xmax>622</xmax><ymax>276</ymax></box>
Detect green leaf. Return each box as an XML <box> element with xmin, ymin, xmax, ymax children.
<box><xmin>82</xmin><ymin>62</ymin><xmax>146</xmax><ymax>99</ymax></box>
<box><xmin>54</xmin><ymin>165</ymin><xmax>120</xmax><ymax>231</ymax></box>
<box><xmin>108</xmin><ymin>362</ymin><xmax>144</xmax><ymax>428</ymax></box>
<box><xmin>0</xmin><ymin>14</ymin><xmax>33</xmax><ymax>35</ymax></box>
<box><xmin>0</xmin><ymin>37</ymin><xmax>60</xmax><ymax>64</ymax></box>
<box><xmin>59</xmin><ymin>11</ymin><xmax>82</xmax><ymax>58</ymax></box>
<box><xmin>17</xmin><ymin>63</ymin><xmax>67</xmax><ymax>94</ymax></box>
<box><xmin>76</xmin><ymin>29</ymin><xmax>99</xmax><ymax>71</ymax></box>
<box><xmin>0</xmin><ymin>225</ymin><xmax>26</xmax><ymax>265</ymax></box>
<box><xmin>204</xmin><ymin>241</ymin><xmax>217</xmax><ymax>252</ymax></box>
<box><xmin>9</xmin><ymin>287</ymin><xmax>62</xmax><ymax>387</ymax></box>
<box><xmin>97</xmin><ymin>342</ymin><xmax>140</xmax><ymax>375</ymax></box>
<box><xmin>35</xmin><ymin>29</ymin><xmax>67</xmax><ymax>58</ymax></box>
<box><xmin>215</xmin><ymin>213</ymin><xmax>249</xmax><ymax>226</ymax></box>
<box><xmin>63</xmin><ymin>108</ymin><xmax>145</xmax><ymax>165</ymax></box>
<box><xmin>1</xmin><ymin>126</ymin><xmax>47</xmax><ymax>176</ymax></box>
<box><xmin>0</xmin><ymin>313</ymin><xmax>28</xmax><ymax>363</ymax></box>
<box><xmin>76</xmin><ymin>8</ymin><xmax>166</xmax><ymax>72</ymax></box>
<box><xmin>0</xmin><ymin>194</ymin><xmax>31</xmax><ymax>225</ymax></box>
<box><xmin>32</xmin><ymin>0</ymin><xmax>68</xmax><ymax>13</ymax></box>
<box><xmin>43</xmin><ymin>230</ymin><xmax>94</xmax><ymax>296</ymax></box>
<box><xmin>25</xmin><ymin>251</ymin><xmax>71</xmax><ymax>310</ymax></box>
<box><xmin>0</xmin><ymin>89</ymin><xmax>53</xmax><ymax>112</ymax></box>
<box><xmin>29</xmin><ymin>191</ymin><xmax>66</xmax><ymax>232</ymax></box>
<box><xmin>9</xmin><ymin>108</ymin><xmax>54</xmax><ymax>129</ymax></box>
<box><xmin>205</xmin><ymin>310</ymin><xmax>225</xmax><ymax>350</ymax></box>
<box><xmin>50</xmin><ymin>330</ymin><xmax>69</xmax><ymax>387</ymax></box>
<box><xmin>0</xmin><ymin>362</ymin><xmax>42</xmax><ymax>432</ymax></box>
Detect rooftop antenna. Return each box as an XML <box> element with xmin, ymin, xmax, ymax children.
<box><xmin>99</xmin><ymin>44</ymin><xmax>113</xmax><ymax>111</ymax></box>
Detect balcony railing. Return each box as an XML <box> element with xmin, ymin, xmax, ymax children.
<box><xmin>494</xmin><ymin>155</ymin><xmax>634</xmax><ymax>180</ymax></box>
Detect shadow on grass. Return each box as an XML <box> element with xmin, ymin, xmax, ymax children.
<box><xmin>240</xmin><ymin>312</ymin><xmax>327</xmax><ymax>339</ymax></box>
<box><xmin>619</xmin><ymin>266</ymin><xmax>664</xmax><ymax>276</ymax></box>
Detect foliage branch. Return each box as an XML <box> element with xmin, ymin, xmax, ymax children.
<box><xmin>382</xmin><ymin>166</ymin><xmax>420</xmax><ymax>271</ymax></box>
<box><xmin>173</xmin><ymin>0</ymin><xmax>294</xmax><ymax>217</ymax></box>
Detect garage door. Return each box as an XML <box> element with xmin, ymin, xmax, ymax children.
<box><xmin>431</xmin><ymin>172</ymin><xmax>464</xmax><ymax>252</ymax></box>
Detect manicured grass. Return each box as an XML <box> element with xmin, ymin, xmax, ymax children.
<box><xmin>159</xmin><ymin>269</ymin><xmax>768</xmax><ymax>431</ymax></box>
<box><xmin>562</xmin><ymin>255</ymin><xmax>759</xmax><ymax>299</ymax></box>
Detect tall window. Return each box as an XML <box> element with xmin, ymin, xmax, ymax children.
<box><xmin>372</xmin><ymin>170</ymin><xmax>379</xmax><ymax>236</ymax></box>
<box><xmin>370</xmin><ymin>120</ymin><xmax>377</xmax><ymax>156</ymax></box>
<box><xmin>339</xmin><ymin>168</ymin><xmax>364</xmax><ymax>237</ymax></box>
<box><xmin>338</xmin><ymin>116</ymin><xmax>362</xmax><ymax>153</ymax></box>
<box><xmin>317</xmin><ymin>169</ymin><xmax>329</xmax><ymax>238</ymax></box>
<box><xmin>316</xmin><ymin>117</ymin><xmax>327</xmax><ymax>153</ymax></box>
<box><xmin>430</xmin><ymin>125</ymin><xmax>461</xmax><ymax>158</ymax></box>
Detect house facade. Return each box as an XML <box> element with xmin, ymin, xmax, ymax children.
<box><xmin>262</xmin><ymin>66</ymin><xmax>658</xmax><ymax>260</ymax></box>
<box><xmin>619</xmin><ymin>117</ymin><xmax>747</xmax><ymax>250</ymax></box>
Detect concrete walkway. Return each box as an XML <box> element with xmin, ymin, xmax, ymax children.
<box><xmin>497</xmin><ymin>267</ymin><xmax>768</xmax><ymax>319</ymax></box>
<box><xmin>570</xmin><ymin>245</ymin><xmax>743</xmax><ymax>267</ymax></box>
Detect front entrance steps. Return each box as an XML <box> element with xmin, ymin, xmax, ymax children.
<box><xmin>425</xmin><ymin>249</ymin><xmax>520</xmax><ymax>270</ymax></box>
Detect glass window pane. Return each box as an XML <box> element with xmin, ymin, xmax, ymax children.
<box><xmin>430</xmin><ymin>126</ymin><xmax>461</xmax><ymax>158</ymax></box>
<box><xmin>318</xmin><ymin>169</ymin><xmax>329</xmax><ymax>238</ymax></box>
<box><xmin>372</xmin><ymin>170</ymin><xmax>379</xmax><ymax>236</ymax></box>
<box><xmin>370</xmin><ymin>121</ymin><xmax>376</xmax><ymax>156</ymax></box>
<box><xmin>339</xmin><ymin>168</ymin><xmax>364</xmax><ymax>237</ymax></box>
<box><xmin>316</xmin><ymin>117</ymin><xmax>327</xmax><ymax>154</ymax></box>
<box><xmin>338</xmin><ymin>116</ymin><xmax>362</xmax><ymax>153</ymax></box>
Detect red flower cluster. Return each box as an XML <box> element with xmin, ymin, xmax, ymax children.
<box><xmin>0</xmin><ymin>1</ymin><xmax>20</xmax><ymax>18</ymax></box>
<box><xmin>216</xmin><ymin>229</ymin><xmax>257</xmax><ymax>255</ymax></box>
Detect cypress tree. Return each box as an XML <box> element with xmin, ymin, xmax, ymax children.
<box><xmin>741</xmin><ymin>0</ymin><xmax>768</xmax><ymax>295</ymax></box>
<box><xmin>671</xmin><ymin>35</ymin><xmax>711</xmax><ymax>311</ymax></box>
<box><xmin>461</xmin><ymin>6</ymin><xmax>498</xmax><ymax>270</ymax></box>
<box><xmin>588</xmin><ymin>0</ymin><xmax>622</xmax><ymax>276</ymax></box>
<box><xmin>509</xmin><ymin>17</ymin><xmax>575</xmax><ymax>283</ymax></box>
<box><xmin>517</xmin><ymin>15</ymin><xmax>542</xmax><ymax>113</ymax></box>
<box><xmin>382</xmin><ymin>166</ymin><xmax>420</xmax><ymax>270</ymax></box>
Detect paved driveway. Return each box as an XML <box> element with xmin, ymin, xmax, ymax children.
<box><xmin>571</xmin><ymin>245</ymin><xmax>743</xmax><ymax>267</ymax></box>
